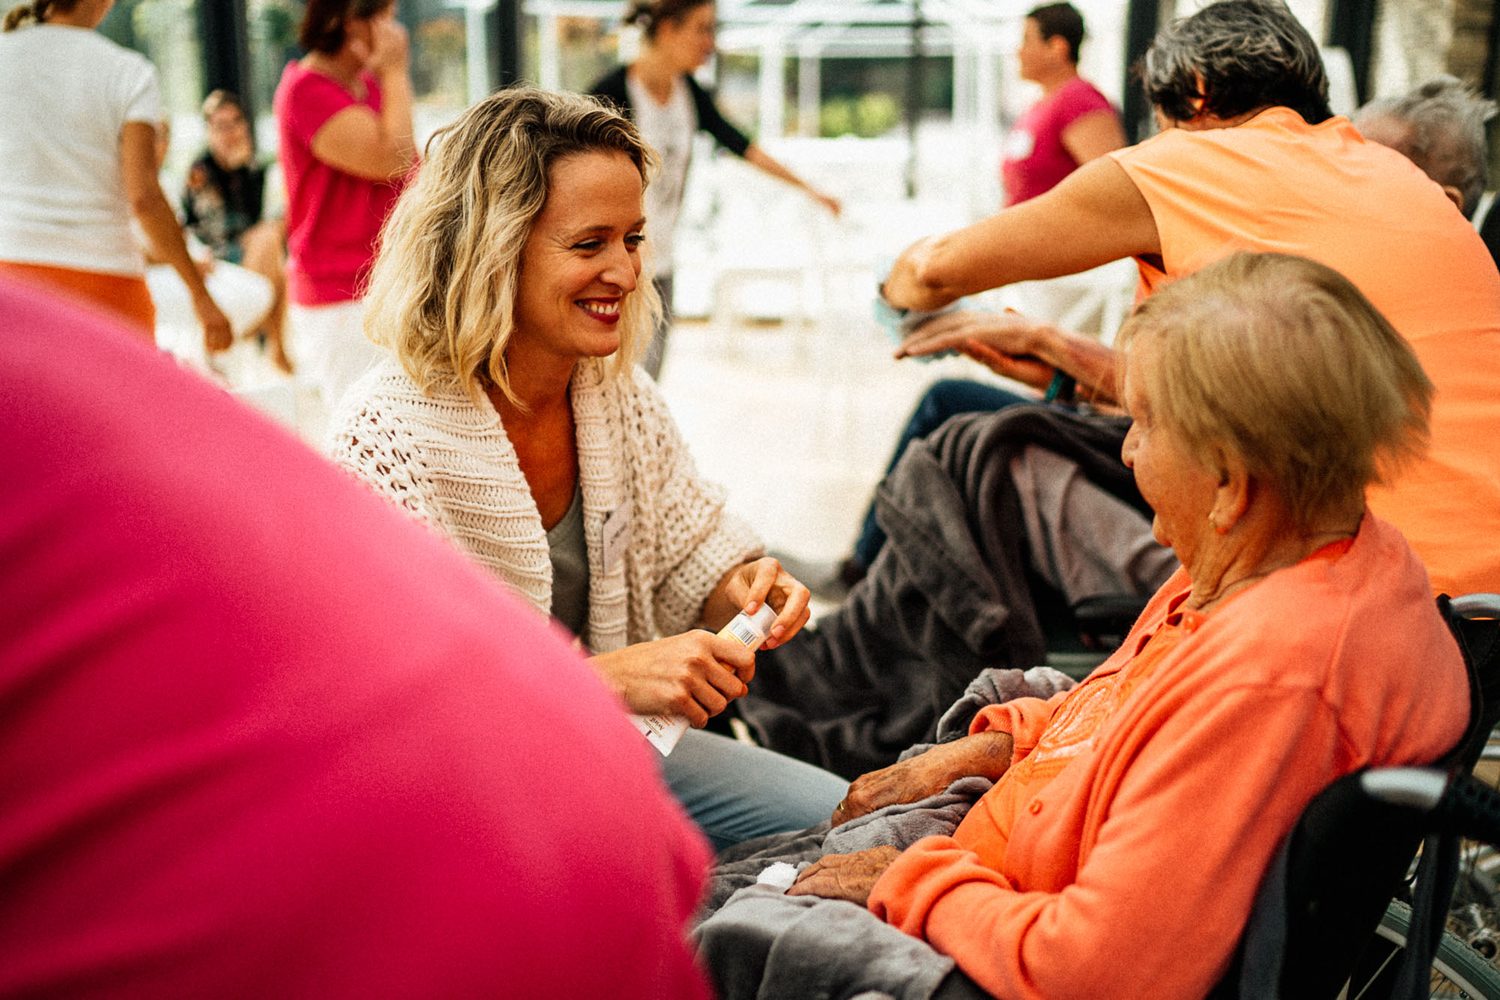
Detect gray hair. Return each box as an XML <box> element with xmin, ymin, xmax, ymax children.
<box><xmin>1354</xmin><ymin>76</ymin><xmax>1495</xmax><ymax>218</ymax></box>
<box><xmin>1141</xmin><ymin>0</ymin><xmax>1331</xmax><ymax>126</ymax></box>
<box><xmin>1118</xmin><ymin>252</ymin><xmax>1431</xmax><ymax>533</ymax></box>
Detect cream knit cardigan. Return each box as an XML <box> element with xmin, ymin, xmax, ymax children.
<box><xmin>328</xmin><ymin>357</ymin><xmax>764</xmax><ymax>653</ymax></box>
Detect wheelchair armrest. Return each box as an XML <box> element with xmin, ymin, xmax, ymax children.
<box><xmin>1071</xmin><ymin>594</ymin><xmax>1149</xmax><ymax>633</ymax></box>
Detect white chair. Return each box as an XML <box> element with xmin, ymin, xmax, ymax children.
<box><xmin>148</xmin><ymin>260</ymin><xmax>273</xmax><ymax>381</ymax></box>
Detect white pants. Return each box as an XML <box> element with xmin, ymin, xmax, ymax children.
<box><xmin>287</xmin><ymin>299</ymin><xmax>386</xmax><ymax>413</ymax></box>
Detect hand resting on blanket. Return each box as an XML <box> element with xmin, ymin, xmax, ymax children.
<box><xmin>789</xmin><ymin>732</ymin><xmax>1016</xmax><ymax>906</ymax></box>
<box><xmin>830</xmin><ymin>731</ymin><xmax>1016</xmax><ymax>825</ymax></box>
<box><xmin>787</xmin><ymin>844</ymin><xmax>903</xmax><ymax>906</ymax></box>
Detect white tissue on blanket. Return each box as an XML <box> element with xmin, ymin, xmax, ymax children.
<box><xmin>756</xmin><ymin>862</ymin><xmax>800</xmax><ymax>891</ymax></box>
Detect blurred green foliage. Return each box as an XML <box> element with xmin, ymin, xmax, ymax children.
<box><xmin>817</xmin><ymin>91</ymin><xmax>901</xmax><ymax>137</ymax></box>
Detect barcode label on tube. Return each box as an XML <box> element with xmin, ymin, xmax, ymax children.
<box><xmin>728</xmin><ymin>619</ymin><xmax>759</xmax><ymax>646</ymax></box>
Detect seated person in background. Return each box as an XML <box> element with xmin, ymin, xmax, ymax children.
<box><xmin>0</xmin><ymin>275</ymin><xmax>712</xmax><ymax>998</ymax></box>
<box><xmin>736</xmin><ymin>0</ymin><xmax>1500</xmax><ymax>778</ymax></box>
<box><xmin>183</xmin><ymin>90</ymin><xmax>291</xmax><ymax>371</ymax></box>
<box><xmin>1352</xmin><ymin>74</ymin><xmax>1498</xmax><ymax>267</ymax></box>
<box><xmin>773</xmin><ymin>253</ymin><xmax>1469</xmax><ymax>1000</ymax></box>
<box><xmin>328</xmin><ymin>87</ymin><xmax>845</xmax><ymax>850</ymax></box>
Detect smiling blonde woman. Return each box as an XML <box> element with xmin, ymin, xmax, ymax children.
<box><xmin>330</xmin><ymin>87</ymin><xmax>845</xmax><ymax>850</ymax></box>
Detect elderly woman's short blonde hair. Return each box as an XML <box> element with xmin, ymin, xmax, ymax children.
<box><xmin>1118</xmin><ymin>252</ymin><xmax>1432</xmax><ymax>531</ymax></box>
<box><xmin>364</xmin><ymin>87</ymin><xmax>660</xmax><ymax>406</ymax></box>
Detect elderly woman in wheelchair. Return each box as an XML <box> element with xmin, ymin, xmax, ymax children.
<box><xmin>699</xmin><ymin>253</ymin><xmax>1472</xmax><ymax>1000</ymax></box>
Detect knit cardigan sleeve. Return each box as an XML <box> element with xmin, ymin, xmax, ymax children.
<box><xmin>613</xmin><ymin>368</ymin><xmax>763</xmax><ymax>640</ymax></box>
<box><xmin>327</xmin><ymin>385</ymin><xmax>447</xmax><ymax>534</ymax></box>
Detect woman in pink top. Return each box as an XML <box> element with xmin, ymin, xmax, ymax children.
<box><xmin>274</xmin><ymin>0</ymin><xmax>415</xmax><ymax>410</ymax></box>
<box><xmin>1000</xmin><ymin>3</ymin><xmax>1123</xmax><ymax>206</ymax></box>
<box><xmin>0</xmin><ymin>274</ymin><xmax>712</xmax><ymax>998</ymax></box>
<box><xmin>785</xmin><ymin>253</ymin><xmax>1469</xmax><ymax>999</ymax></box>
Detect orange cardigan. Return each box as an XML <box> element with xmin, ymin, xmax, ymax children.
<box><xmin>868</xmin><ymin>513</ymin><xmax>1467</xmax><ymax>999</ymax></box>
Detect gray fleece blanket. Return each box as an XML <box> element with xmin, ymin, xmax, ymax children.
<box><xmin>738</xmin><ymin>405</ymin><xmax>1136</xmax><ymax>779</ymax></box>
<box><xmin>696</xmin><ymin>777</ymin><xmax>995</xmax><ymax>1000</ymax></box>
<box><xmin>695</xmin><ymin>667</ymin><xmax>1076</xmax><ymax>1000</ymax></box>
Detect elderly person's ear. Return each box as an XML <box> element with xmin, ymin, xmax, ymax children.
<box><xmin>1439</xmin><ymin>184</ymin><xmax>1465</xmax><ymax>213</ymax></box>
<box><xmin>1187</xmin><ymin>74</ymin><xmax>1208</xmax><ymax>115</ymax></box>
<box><xmin>1209</xmin><ymin>452</ymin><xmax>1251</xmax><ymax>534</ymax></box>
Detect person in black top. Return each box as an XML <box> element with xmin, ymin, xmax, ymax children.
<box><xmin>588</xmin><ymin>0</ymin><xmax>840</xmax><ymax>378</ymax></box>
<box><xmin>183</xmin><ymin>90</ymin><xmax>291</xmax><ymax>372</ymax></box>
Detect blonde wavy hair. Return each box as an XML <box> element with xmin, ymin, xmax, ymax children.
<box><xmin>1117</xmin><ymin>252</ymin><xmax>1432</xmax><ymax>532</ymax></box>
<box><xmin>363</xmin><ymin>87</ymin><xmax>660</xmax><ymax>406</ymax></box>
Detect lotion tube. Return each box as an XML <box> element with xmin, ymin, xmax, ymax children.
<box><xmin>632</xmin><ymin>603</ymin><xmax>778</xmax><ymax>756</ymax></box>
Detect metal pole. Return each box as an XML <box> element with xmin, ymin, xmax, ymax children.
<box><xmin>1326</xmin><ymin>0</ymin><xmax>1375</xmax><ymax>106</ymax></box>
<box><xmin>491</xmin><ymin>0</ymin><xmax>525</xmax><ymax>89</ymax></box>
<box><xmin>199</xmin><ymin>0</ymin><xmax>251</xmax><ymax>111</ymax></box>
<box><xmin>904</xmin><ymin>0</ymin><xmax>925</xmax><ymax>198</ymax></box>
<box><xmin>1120</xmin><ymin>0</ymin><xmax>1159</xmax><ymax>144</ymax></box>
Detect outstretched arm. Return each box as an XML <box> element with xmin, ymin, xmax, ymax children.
<box><xmin>882</xmin><ymin>156</ymin><xmax>1158</xmax><ymax>313</ymax></box>
<box><xmin>744</xmin><ymin>144</ymin><xmax>842</xmax><ymax>216</ymax></box>
<box><xmin>122</xmin><ymin>122</ymin><xmax>232</xmax><ymax>352</ymax></box>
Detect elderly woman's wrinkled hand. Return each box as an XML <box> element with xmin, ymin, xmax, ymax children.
<box><xmin>833</xmin><ymin>731</ymin><xmax>1016</xmax><ymax>825</ymax></box>
<box><xmin>895</xmin><ymin>309</ymin><xmax>1057</xmax><ymax>391</ymax></box>
<box><xmin>715</xmin><ymin>556</ymin><xmax>812</xmax><ymax>650</ymax></box>
<box><xmin>787</xmin><ymin>845</ymin><xmax>903</xmax><ymax>906</ymax></box>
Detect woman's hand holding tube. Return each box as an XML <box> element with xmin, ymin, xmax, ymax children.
<box><xmin>590</xmin><ymin>632</ymin><xmax>757</xmax><ymax>727</ymax></box>
<box><xmin>703</xmin><ymin>556</ymin><xmax>812</xmax><ymax>650</ymax></box>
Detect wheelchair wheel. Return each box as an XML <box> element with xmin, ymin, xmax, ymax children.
<box><xmin>1343</xmin><ymin>900</ymin><xmax>1500</xmax><ymax>998</ymax></box>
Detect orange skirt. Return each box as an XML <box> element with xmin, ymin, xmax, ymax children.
<box><xmin>0</xmin><ymin>260</ymin><xmax>156</xmax><ymax>342</ymax></box>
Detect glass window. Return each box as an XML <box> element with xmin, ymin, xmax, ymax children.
<box><xmin>405</xmin><ymin>0</ymin><xmax>469</xmax><ymax>136</ymax></box>
<box><xmin>247</xmin><ymin>0</ymin><xmax>302</xmax><ymax>135</ymax></box>
<box><xmin>523</xmin><ymin>11</ymin><xmax>615</xmax><ymax>93</ymax></box>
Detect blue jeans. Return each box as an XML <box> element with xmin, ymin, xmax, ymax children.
<box><xmin>660</xmin><ymin>728</ymin><xmax>847</xmax><ymax>851</ymax></box>
<box><xmin>852</xmin><ymin>379</ymin><xmax>1035</xmax><ymax>570</ymax></box>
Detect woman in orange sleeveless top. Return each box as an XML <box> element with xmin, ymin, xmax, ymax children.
<box><xmin>884</xmin><ymin>0</ymin><xmax>1500</xmax><ymax>597</ymax></box>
